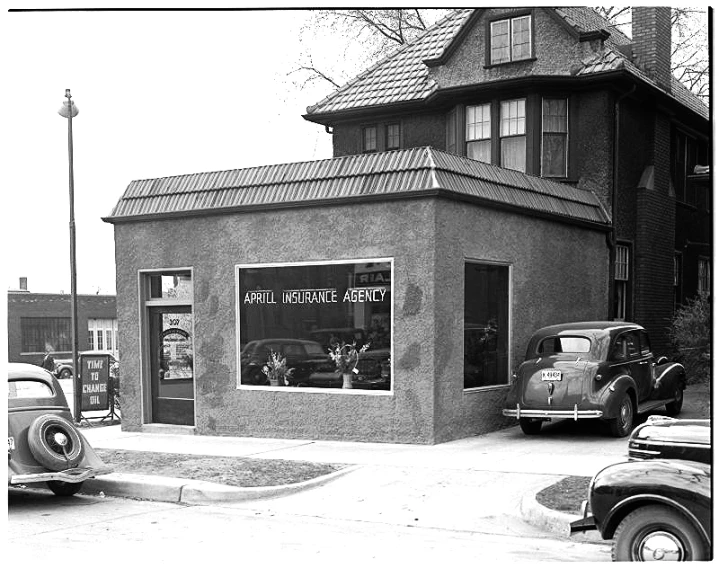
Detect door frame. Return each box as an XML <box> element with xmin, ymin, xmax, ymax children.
<box><xmin>138</xmin><ymin>268</ymin><xmax>195</xmax><ymax>426</ymax></box>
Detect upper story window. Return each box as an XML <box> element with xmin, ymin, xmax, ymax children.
<box><xmin>386</xmin><ymin>123</ymin><xmax>400</xmax><ymax>150</ymax></box>
<box><xmin>466</xmin><ymin>103</ymin><xmax>492</xmax><ymax>163</ymax></box>
<box><xmin>698</xmin><ymin>258</ymin><xmax>711</xmax><ymax>294</ymax></box>
<box><xmin>490</xmin><ymin>14</ymin><xmax>532</xmax><ymax>65</ymax></box>
<box><xmin>500</xmin><ymin>98</ymin><xmax>526</xmax><ymax>172</ymax></box>
<box><xmin>541</xmin><ymin>98</ymin><xmax>568</xmax><ymax>177</ymax></box>
<box><xmin>671</xmin><ymin>128</ymin><xmax>709</xmax><ymax>204</ymax></box>
<box><xmin>362</xmin><ymin>126</ymin><xmax>378</xmax><ymax>153</ymax></box>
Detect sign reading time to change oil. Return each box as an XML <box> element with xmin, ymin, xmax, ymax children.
<box><xmin>79</xmin><ymin>354</ymin><xmax>110</xmax><ymax>411</ymax></box>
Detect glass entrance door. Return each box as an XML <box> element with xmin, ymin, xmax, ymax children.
<box><xmin>149</xmin><ymin>306</ymin><xmax>194</xmax><ymax>425</ymax></box>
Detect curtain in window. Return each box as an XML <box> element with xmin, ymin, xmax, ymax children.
<box><xmin>542</xmin><ymin>99</ymin><xmax>567</xmax><ymax>177</ymax></box>
<box><xmin>466</xmin><ymin>104</ymin><xmax>491</xmax><ymax>163</ymax></box>
<box><xmin>500</xmin><ymin>99</ymin><xmax>526</xmax><ymax>172</ymax></box>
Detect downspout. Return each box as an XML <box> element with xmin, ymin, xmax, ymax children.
<box><xmin>609</xmin><ymin>85</ymin><xmax>636</xmax><ymax>320</ymax></box>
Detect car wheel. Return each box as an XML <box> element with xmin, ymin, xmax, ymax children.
<box><xmin>607</xmin><ymin>393</ymin><xmax>634</xmax><ymax>437</ymax></box>
<box><xmin>27</xmin><ymin>414</ymin><xmax>85</xmax><ymax>471</ymax></box>
<box><xmin>612</xmin><ymin>504</ymin><xmax>708</xmax><ymax>561</ymax></box>
<box><xmin>59</xmin><ymin>368</ymin><xmax>72</xmax><ymax>379</ymax></box>
<box><xmin>519</xmin><ymin>418</ymin><xmax>543</xmax><ymax>435</ymax></box>
<box><xmin>665</xmin><ymin>386</ymin><xmax>684</xmax><ymax>415</ymax></box>
<box><xmin>46</xmin><ymin>480</ymin><xmax>84</xmax><ymax>497</ymax></box>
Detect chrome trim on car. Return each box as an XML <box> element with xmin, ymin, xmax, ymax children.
<box><xmin>502</xmin><ymin>408</ymin><xmax>603</xmax><ymax>419</ymax></box>
<box><xmin>9</xmin><ymin>465</ymin><xmax>112</xmax><ymax>485</ymax></box>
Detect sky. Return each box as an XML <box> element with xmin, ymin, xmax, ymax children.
<box><xmin>3</xmin><ymin>5</ymin><xmax>345</xmax><ymax>295</ymax></box>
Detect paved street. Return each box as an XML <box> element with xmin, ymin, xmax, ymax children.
<box><xmin>8</xmin><ymin>482</ymin><xmax>610</xmax><ymax>564</ymax></box>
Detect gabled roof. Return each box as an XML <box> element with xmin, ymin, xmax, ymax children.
<box><xmin>104</xmin><ymin>147</ymin><xmax>610</xmax><ymax>229</ymax></box>
<box><xmin>305</xmin><ymin>7</ymin><xmax>708</xmax><ymax>121</ymax></box>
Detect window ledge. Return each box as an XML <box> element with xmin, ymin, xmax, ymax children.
<box><xmin>484</xmin><ymin>57</ymin><xmax>536</xmax><ymax>70</ymax></box>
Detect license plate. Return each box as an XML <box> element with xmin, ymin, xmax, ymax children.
<box><xmin>541</xmin><ymin>370</ymin><xmax>562</xmax><ymax>381</ymax></box>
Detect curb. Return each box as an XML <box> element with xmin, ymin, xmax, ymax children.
<box><xmin>520</xmin><ymin>489</ymin><xmax>602</xmax><ymax>543</ymax></box>
<box><xmin>82</xmin><ymin>465</ymin><xmax>360</xmax><ymax>504</ymax></box>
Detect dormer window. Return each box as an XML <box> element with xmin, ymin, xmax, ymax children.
<box><xmin>362</xmin><ymin>126</ymin><xmax>377</xmax><ymax>153</ymax></box>
<box><xmin>490</xmin><ymin>14</ymin><xmax>532</xmax><ymax>65</ymax></box>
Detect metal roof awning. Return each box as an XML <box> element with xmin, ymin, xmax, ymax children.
<box><xmin>104</xmin><ymin>147</ymin><xmax>611</xmax><ymax>229</ymax></box>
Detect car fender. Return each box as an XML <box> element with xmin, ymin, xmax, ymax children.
<box><xmin>600</xmin><ymin>493</ymin><xmax>710</xmax><ymax>546</ymax></box>
<box><xmin>653</xmin><ymin>361</ymin><xmax>686</xmax><ymax>399</ymax></box>
<box><xmin>600</xmin><ymin>375</ymin><xmax>637</xmax><ymax>418</ymax></box>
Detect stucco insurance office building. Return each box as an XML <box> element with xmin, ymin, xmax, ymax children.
<box><xmin>105</xmin><ymin>147</ymin><xmax>610</xmax><ymax>444</ymax></box>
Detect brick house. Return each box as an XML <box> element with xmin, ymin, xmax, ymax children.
<box><xmin>104</xmin><ymin>7</ymin><xmax>708</xmax><ymax>443</ymax></box>
<box><xmin>303</xmin><ymin>7</ymin><xmax>711</xmax><ymax>352</ymax></box>
<box><xmin>7</xmin><ymin>279</ymin><xmax>118</xmax><ymax>366</ymax></box>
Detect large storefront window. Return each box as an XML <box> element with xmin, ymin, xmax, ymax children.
<box><xmin>237</xmin><ymin>259</ymin><xmax>392</xmax><ymax>391</ymax></box>
<box><xmin>464</xmin><ymin>262</ymin><xmax>510</xmax><ymax>388</ymax></box>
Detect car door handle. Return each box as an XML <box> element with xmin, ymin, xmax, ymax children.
<box><xmin>638</xmin><ymin>361</ymin><xmax>648</xmax><ymax>365</ymax></box>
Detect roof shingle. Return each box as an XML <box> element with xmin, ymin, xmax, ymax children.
<box><xmin>305</xmin><ymin>7</ymin><xmax>707</xmax><ymax>120</ymax></box>
<box><xmin>105</xmin><ymin>147</ymin><xmax>610</xmax><ymax>228</ymax></box>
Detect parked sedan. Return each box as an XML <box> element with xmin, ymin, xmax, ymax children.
<box><xmin>502</xmin><ymin>322</ymin><xmax>686</xmax><ymax>437</ymax></box>
<box><xmin>628</xmin><ymin>415</ymin><xmax>711</xmax><ymax>464</ymax></box>
<box><xmin>8</xmin><ymin>363</ymin><xmax>112</xmax><ymax>496</ymax></box>
<box><xmin>570</xmin><ymin>459</ymin><xmax>711</xmax><ymax>560</ymax></box>
<box><xmin>240</xmin><ymin>339</ymin><xmax>330</xmax><ymax>386</ymax></box>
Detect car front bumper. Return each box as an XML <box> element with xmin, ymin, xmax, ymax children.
<box><xmin>569</xmin><ymin>500</ymin><xmax>598</xmax><ymax>535</ymax></box>
<box><xmin>9</xmin><ymin>465</ymin><xmax>113</xmax><ymax>486</ymax></box>
<box><xmin>502</xmin><ymin>404</ymin><xmax>603</xmax><ymax>420</ymax></box>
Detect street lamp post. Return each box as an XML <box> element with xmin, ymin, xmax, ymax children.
<box><xmin>58</xmin><ymin>89</ymin><xmax>81</xmax><ymax>423</ymax></box>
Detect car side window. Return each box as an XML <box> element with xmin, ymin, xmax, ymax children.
<box><xmin>639</xmin><ymin>331</ymin><xmax>652</xmax><ymax>356</ymax></box>
<box><xmin>284</xmin><ymin>344</ymin><xmax>303</xmax><ymax>358</ymax></box>
<box><xmin>611</xmin><ymin>335</ymin><xmax>628</xmax><ymax>361</ymax></box>
<box><xmin>8</xmin><ymin>379</ymin><xmax>54</xmax><ymax>399</ymax></box>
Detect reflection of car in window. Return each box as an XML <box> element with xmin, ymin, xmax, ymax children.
<box><xmin>240</xmin><ymin>339</ymin><xmax>331</xmax><ymax>386</ymax></box>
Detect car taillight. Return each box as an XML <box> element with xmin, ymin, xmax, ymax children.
<box><xmin>8</xmin><ymin>436</ymin><xmax>15</xmax><ymax>456</ymax></box>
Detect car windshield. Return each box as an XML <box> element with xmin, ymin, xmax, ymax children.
<box><xmin>8</xmin><ymin>379</ymin><xmax>54</xmax><ymax>399</ymax></box>
<box><xmin>537</xmin><ymin>336</ymin><xmax>591</xmax><ymax>355</ymax></box>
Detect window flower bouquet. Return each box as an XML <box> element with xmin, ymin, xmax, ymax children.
<box><xmin>328</xmin><ymin>341</ymin><xmax>369</xmax><ymax>389</ymax></box>
<box><xmin>262</xmin><ymin>350</ymin><xmax>294</xmax><ymax>387</ymax></box>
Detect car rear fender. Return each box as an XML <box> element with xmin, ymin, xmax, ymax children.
<box><xmin>600</xmin><ymin>375</ymin><xmax>637</xmax><ymax>419</ymax></box>
<box><xmin>601</xmin><ymin>494</ymin><xmax>710</xmax><ymax>547</ymax></box>
<box><xmin>653</xmin><ymin>362</ymin><xmax>686</xmax><ymax>398</ymax></box>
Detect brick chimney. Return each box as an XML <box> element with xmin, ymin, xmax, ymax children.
<box><xmin>632</xmin><ymin>7</ymin><xmax>672</xmax><ymax>92</ymax></box>
<box><xmin>19</xmin><ymin>277</ymin><xmax>28</xmax><ymax>291</ymax></box>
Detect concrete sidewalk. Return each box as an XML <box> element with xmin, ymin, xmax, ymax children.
<box><xmin>78</xmin><ymin>383</ymin><xmax>709</xmax><ymax>540</ymax></box>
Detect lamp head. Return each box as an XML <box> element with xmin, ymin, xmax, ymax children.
<box><xmin>58</xmin><ymin>90</ymin><xmax>79</xmax><ymax>118</ymax></box>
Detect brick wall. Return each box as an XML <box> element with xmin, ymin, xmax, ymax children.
<box><xmin>632</xmin><ymin>7</ymin><xmax>672</xmax><ymax>92</ymax></box>
<box><xmin>7</xmin><ymin>293</ymin><xmax>117</xmax><ymax>365</ymax></box>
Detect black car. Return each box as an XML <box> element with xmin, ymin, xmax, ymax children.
<box><xmin>628</xmin><ymin>416</ymin><xmax>711</xmax><ymax>464</ymax></box>
<box><xmin>502</xmin><ymin>322</ymin><xmax>686</xmax><ymax>437</ymax></box>
<box><xmin>8</xmin><ymin>363</ymin><xmax>113</xmax><ymax>496</ymax></box>
<box><xmin>239</xmin><ymin>339</ymin><xmax>329</xmax><ymax>386</ymax></box>
<box><xmin>570</xmin><ymin>459</ymin><xmax>711</xmax><ymax>561</ymax></box>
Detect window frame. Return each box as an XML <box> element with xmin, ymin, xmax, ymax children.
<box><xmin>235</xmin><ymin>258</ymin><xmax>394</xmax><ymax>395</ymax></box>
<box><xmin>541</xmin><ymin>97</ymin><xmax>568</xmax><ymax>178</ymax></box>
<box><xmin>613</xmin><ymin>243</ymin><xmax>632</xmax><ymax>321</ymax></box>
<box><xmin>385</xmin><ymin>122</ymin><xmax>401</xmax><ymax>150</ymax></box>
<box><xmin>698</xmin><ymin>257</ymin><xmax>711</xmax><ymax>294</ymax></box>
<box><xmin>20</xmin><ymin>317</ymin><xmax>71</xmax><ymax>354</ymax></box>
<box><xmin>463</xmin><ymin>259</ymin><xmax>512</xmax><ymax>391</ymax></box>
<box><xmin>487</xmin><ymin>12</ymin><xmax>534</xmax><ymax>66</ymax></box>
<box><xmin>465</xmin><ymin>103</ymin><xmax>493</xmax><ymax>164</ymax></box>
<box><xmin>499</xmin><ymin>98</ymin><xmax>527</xmax><ymax>172</ymax></box>
<box><xmin>362</xmin><ymin>125</ymin><xmax>378</xmax><ymax>153</ymax></box>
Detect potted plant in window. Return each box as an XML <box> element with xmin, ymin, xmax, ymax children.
<box><xmin>328</xmin><ymin>341</ymin><xmax>369</xmax><ymax>389</ymax></box>
<box><xmin>262</xmin><ymin>350</ymin><xmax>294</xmax><ymax>387</ymax></box>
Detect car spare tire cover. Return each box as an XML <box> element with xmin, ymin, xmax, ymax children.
<box><xmin>27</xmin><ymin>414</ymin><xmax>85</xmax><ymax>471</ymax></box>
